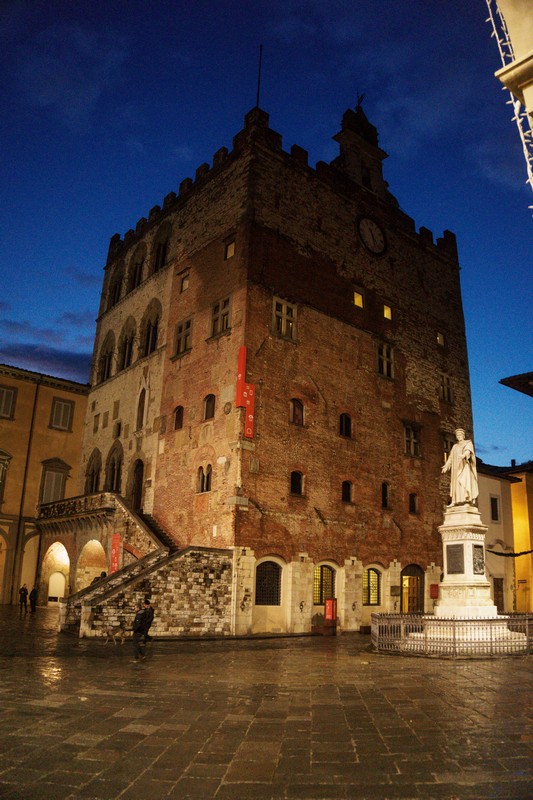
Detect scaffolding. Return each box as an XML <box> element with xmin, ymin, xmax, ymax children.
<box><xmin>486</xmin><ymin>0</ymin><xmax>533</xmax><ymax>209</ymax></box>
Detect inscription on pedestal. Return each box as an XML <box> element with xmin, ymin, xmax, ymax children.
<box><xmin>446</xmin><ymin>543</ymin><xmax>464</xmax><ymax>574</ymax></box>
<box><xmin>473</xmin><ymin>545</ymin><xmax>485</xmax><ymax>575</ymax></box>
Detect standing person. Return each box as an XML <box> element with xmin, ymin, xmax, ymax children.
<box><xmin>142</xmin><ymin>598</ymin><xmax>154</xmax><ymax>644</ymax></box>
<box><xmin>29</xmin><ymin>587</ymin><xmax>38</xmax><ymax>612</ymax></box>
<box><xmin>131</xmin><ymin>603</ymin><xmax>146</xmax><ymax>662</ymax></box>
<box><xmin>19</xmin><ymin>584</ymin><xmax>28</xmax><ymax>614</ymax></box>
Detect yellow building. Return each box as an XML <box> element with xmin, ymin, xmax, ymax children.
<box><xmin>0</xmin><ymin>365</ymin><xmax>88</xmax><ymax>605</ymax></box>
<box><xmin>507</xmin><ymin>462</ymin><xmax>533</xmax><ymax>612</ymax></box>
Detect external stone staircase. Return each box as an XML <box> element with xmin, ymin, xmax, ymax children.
<box><xmin>58</xmin><ymin>504</ymin><xmax>179</xmax><ymax>636</ymax></box>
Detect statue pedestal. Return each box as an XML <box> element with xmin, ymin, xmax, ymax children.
<box><xmin>434</xmin><ymin>504</ymin><xmax>498</xmax><ymax>618</ymax></box>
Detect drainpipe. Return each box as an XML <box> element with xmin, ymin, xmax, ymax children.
<box><xmin>11</xmin><ymin>378</ymin><xmax>41</xmax><ymax>603</ymax></box>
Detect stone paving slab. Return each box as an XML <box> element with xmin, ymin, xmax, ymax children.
<box><xmin>0</xmin><ymin>607</ymin><xmax>532</xmax><ymax>799</ymax></box>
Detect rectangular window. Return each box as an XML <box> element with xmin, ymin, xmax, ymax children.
<box><xmin>383</xmin><ymin>304</ymin><xmax>392</xmax><ymax>320</ymax></box>
<box><xmin>439</xmin><ymin>373</ymin><xmax>453</xmax><ymax>403</ymax></box>
<box><xmin>93</xmin><ymin>414</ymin><xmax>100</xmax><ymax>434</ymax></box>
<box><xmin>41</xmin><ymin>469</ymin><xmax>66</xmax><ymax>504</ymax></box>
<box><xmin>377</xmin><ymin>343</ymin><xmax>394</xmax><ymax>378</ymax></box>
<box><xmin>180</xmin><ymin>273</ymin><xmax>189</xmax><ymax>292</ymax></box>
<box><xmin>437</xmin><ymin>332</ymin><xmax>445</xmax><ymax>347</ymax></box>
<box><xmin>224</xmin><ymin>241</ymin><xmax>235</xmax><ymax>260</ymax></box>
<box><xmin>50</xmin><ymin>398</ymin><xmax>74</xmax><ymax>431</ymax></box>
<box><xmin>211</xmin><ymin>297</ymin><xmax>231</xmax><ymax>337</ymax></box>
<box><xmin>404</xmin><ymin>424</ymin><xmax>421</xmax><ymax>457</ymax></box>
<box><xmin>175</xmin><ymin>318</ymin><xmax>193</xmax><ymax>356</ymax></box>
<box><xmin>353</xmin><ymin>290</ymin><xmax>364</xmax><ymax>308</ymax></box>
<box><xmin>409</xmin><ymin>493</ymin><xmax>418</xmax><ymax>514</ymax></box>
<box><xmin>443</xmin><ymin>434</ymin><xmax>455</xmax><ymax>463</ymax></box>
<box><xmin>273</xmin><ymin>297</ymin><xmax>297</xmax><ymax>340</ymax></box>
<box><xmin>363</xmin><ymin>568</ymin><xmax>381</xmax><ymax>605</ymax></box>
<box><xmin>0</xmin><ymin>386</ymin><xmax>16</xmax><ymax>419</ymax></box>
<box><xmin>490</xmin><ymin>495</ymin><xmax>501</xmax><ymax>522</ymax></box>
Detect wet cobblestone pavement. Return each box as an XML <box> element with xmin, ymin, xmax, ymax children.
<box><xmin>0</xmin><ymin>607</ymin><xmax>532</xmax><ymax>799</ymax></box>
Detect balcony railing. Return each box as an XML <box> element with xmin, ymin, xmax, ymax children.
<box><xmin>371</xmin><ymin>613</ymin><xmax>532</xmax><ymax>658</ymax></box>
<box><xmin>38</xmin><ymin>492</ymin><xmax>116</xmax><ymax>520</ymax></box>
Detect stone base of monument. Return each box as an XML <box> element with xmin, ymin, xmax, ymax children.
<box><xmin>372</xmin><ymin>503</ymin><xmax>528</xmax><ymax>657</ymax></box>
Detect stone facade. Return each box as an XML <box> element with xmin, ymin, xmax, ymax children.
<box><xmin>37</xmin><ymin>104</ymin><xmax>477</xmax><ymax>636</ymax></box>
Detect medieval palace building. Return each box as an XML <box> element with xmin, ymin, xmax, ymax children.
<box><xmin>35</xmin><ymin>105</ymin><xmax>473</xmax><ymax>636</ymax></box>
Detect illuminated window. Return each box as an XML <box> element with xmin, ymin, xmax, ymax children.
<box><xmin>353</xmin><ymin>291</ymin><xmax>364</xmax><ymax>308</ymax></box>
<box><xmin>273</xmin><ymin>297</ymin><xmax>297</xmax><ymax>340</ymax></box>
<box><xmin>362</xmin><ymin>568</ymin><xmax>381</xmax><ymax>605</ymax></box>
<box><xmin>50</xmin><ymin>398</ymin><xmax>74</xmax><ymax>431</ymax></box>
<box><xmin>383</xmin><ymin>304</ymin><xmax>392</xmax><ymax>320</ymax></box>
<box><xmin>180</xmin><ymin>273</ymin><xmax>189</xmax><ymax>292</ymax></box>
<box><xmin>437</xmin><ymin>332</ymin><xmax>445</xmax><ymax>347</ymax></box>
<box><xmin>314</xmin><ymin>565</ymin><xmax>335</xmax><ymax>605</ymax></box>
<box><xmin>224</xmin><ymin>241</ymin><xmax>235</xmax><ymax>260</ymax></box>
<box><xmin>377</xmin><ymin>343</ymin><xmax>394</xmax><ymax>378</ymax></box>
<box><xmin>255</xmin><ymin>561</ymin><xmax>281</xmax><ymax>605</ymax></box>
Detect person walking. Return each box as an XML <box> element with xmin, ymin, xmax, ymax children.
<box><xmin>131</xmin><ymin>603</ymin><xmax>147</xmax><ymax>662</ymax></box>
<box><xmin>142</xmin><ymin>598</ymin><xmax>154</xmax><ymax>644</ymax></box>
<box><xmin>29</xmin><ymin>587</ymin><xmax>37</xmax><ymax>612</ymax></box>
<box><xmin>19</xmin><ymin>584</ymin><xmax>28</xmax><ymax>614</ymax></box>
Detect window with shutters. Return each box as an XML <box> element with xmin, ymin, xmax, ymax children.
<box><xmin>40</xmin><ymin>459</ymin><xmax>70</xmax><ymax>504</ymax></box>
<box><xmin>50</xmin><ymin>398</ymin><xmax>74</xmax><ymax>431</ymax></box>
<box><xmin>0</xmin><ymin>386</ymin><xmax>17</xmax><ymax>419</ymax></box>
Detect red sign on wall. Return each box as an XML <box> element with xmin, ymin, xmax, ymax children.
<box><xmin>110</xmin><ymin>533</ymin><xmax>121</xmax><ymax>574</ymax></box>
<box><xmin>236</xmin><ymin>346</ymin><xmax>255</xmax><ymax>439</ymax></box>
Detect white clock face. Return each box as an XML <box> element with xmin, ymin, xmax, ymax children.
<box><xmin>358</xmin><ymin>218</ymin><xmax>386</xmax><ymax>254</ymax></box>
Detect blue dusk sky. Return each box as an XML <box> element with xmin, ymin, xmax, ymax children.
<box><xmin>0</xmin><ymin>0</ymin><xmax>531</xmax><ymax>466</ymax></box>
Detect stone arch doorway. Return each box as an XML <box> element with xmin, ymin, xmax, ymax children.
<box><xmin>41</xmin><ymin>542</ymin><xmax>70</xmax><ymax>604</ymax></box>
<box><xmin>76</xmin><ymin>540</ymin><xmax>107</xmax><ymax>592</ymax></box>
<box><xmin>132</xmin><ymin>459</ymin><xmax>144</xmax><ymax>512</ymax></box>
<box><xmin>401</xmin><ymin>564</ymin><xmax>425</xmax><ymax>613</ymax></box>
<box><xmin>48</xmin><ymin>572</ymin><xmax>66</xmax><ymax>605</ymax></box>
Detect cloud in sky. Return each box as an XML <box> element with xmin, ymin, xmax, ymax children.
<box><xmin>0</xmin><ymin>343</ymin><xmax>91</xmax><ymax>384</ymax></box>
<box><xmin>57</xmin><ymin>311</ymin><xmax>96</xmax><ymax>329</ymax></box>
<box><xmin>63</xmin><ymin>267</ymin><xmax>101</xmax><ymax>289</ymax></box>
<box><xmin>13</xmin><ymin>22</ymin><xmax>128</xmax><ymax>129</ymax></box>
<box><xmin>0</xmin><ymin>319</ymin><xmax>64</xmax><ymax>346</ymax></box>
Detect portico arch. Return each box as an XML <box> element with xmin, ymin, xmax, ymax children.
<box><xmin>76</xmin><ymin>539</ymin><xmax>108</xmax><ymax>592</ymax></box>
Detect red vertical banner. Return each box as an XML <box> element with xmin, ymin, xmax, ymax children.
<box><xmin>243</xmin><ymin>383</ymin><xmax>255</xmax><ymax>439</ymax></box>
<box><xmin>110</xmin><ymin>533</ymin><xmax>121</xmax><ymax>574</ymax></box>
<box><xmin>236</xmin><ymin>346</ymin><xmax>247</xmax><ymax>407</ymax></box>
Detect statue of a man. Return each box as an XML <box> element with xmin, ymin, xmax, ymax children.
<box><xmin>441</xmin><ymin>428</ymin><xmax>478</xmax><ymax>506</ymax></box>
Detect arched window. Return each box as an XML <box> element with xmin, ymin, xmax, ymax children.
<box><xmin>197</xmin><ymin>465</ymin><xmax>212</xmax><ymax>493</ymax></box>
<box><xmin>152</xmin><ymin>224</ymin><xmax>171</xmax><ymax>274</ymax></box>
<box><xmin>204</xmin><ymin>394</ymin><xmax>215</xmax><ymax>420</ymax></box>
<box><xmin>105</xmin><ymin>443</ymin><xmax>123</xmax><ymax>493</ymax></box>
<box><xmin>313</xmin><ymin>565</ymin><xmax>335</xmax><ymax>605</ymax></box>
<box><xmin>255</xmin><ymin>561</ymin><xmax>282</xmax><ymax>605</ymax></box>
<box><xmin>174</xmin><ymin>405</ymin><xmax>184</xmax><ymax>430</ymax></box>
<box><xmin>107</xmin><ymin>266</ymin><xmax>123</xmax><ymax>310</ymax></box>
<box><xmin>84</xmin><ymin>449</ymin><xmax>102</xmax><ymax>494</ymax></box>
<box><xmin>117</xmin><ymin>318</ymin><xmax>136</xmax><ymax>372</ymax></box>
<box><xmin>128</xmin><ymin>245</ymin><xmax>146</xmax><ymax>292</ymax></box>
<box><xmin>290</xmin><ymin>470</ymin><xmax>304</xmax><ymax>496</ymax></box>
<box><xmin>362</xmin><ymin>568</ymin><xmax>381</xmax><ymax>606</ymax></box>
<box><xmin>97</xmin><ymin>332</ymin><xmax>115</xmax><ymax>383</ymax></box>
<box><xmin>0</xmin><ymin>449</ymin><xmax>12</xmax><ymax>504</ymax></box>
<box><xmin>341</xmin><ymin>480</ymin><xmax>352</xmax><ymax>503</ymax></box>
<box><xmin>136</xmin><ymin>389</ymin><xmax>146</xmax><ymax>431</ymax></box>
<box><xmin>290</xmin><ymin>398</ymin><xmax>304</xmax><ymax>426</ymax></box>
<box><xmin>339</xmin><ymin>413</ymin><xmax>352</xmax><ymax>438</ymax></box>
<box><xmin>139</xmin><ymin>300</ymin><xmax>161</xmax><ymax>358</ymax></box>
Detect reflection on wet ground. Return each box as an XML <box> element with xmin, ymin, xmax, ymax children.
<box><xmin>0</xmin><ymin>606</ymin><xmax>531</xmax><ymax>799</ymax></box>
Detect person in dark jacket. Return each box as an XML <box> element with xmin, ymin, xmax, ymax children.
<box><xmin>132</xmin><ymin>603</ymin><xmax>147</xmax><ymax>662</ymax></box>
<box><xmin>142</xmin><ymin>599</ymin><xmax>154</xmax><ymax>644</ymax></box>
<box><xmin>19</xmin><ymin>584</ymin><xmax>28</xmax><ymax>614</ymax></box>
<box><xmin>29</xmin><ymin>587</ymin><xmax>38</xmax><ymax>612</ymax></box>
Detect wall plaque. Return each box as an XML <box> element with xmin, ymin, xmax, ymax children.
<box><xmin>446</xmin><ymin>543</ymin><xmax>464</xmax><ymax>574</ymax></box>
<box><xmin>473</xmin><ymin>545</ymin><xmax>485</xmax><ymax>575</ymax></box>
